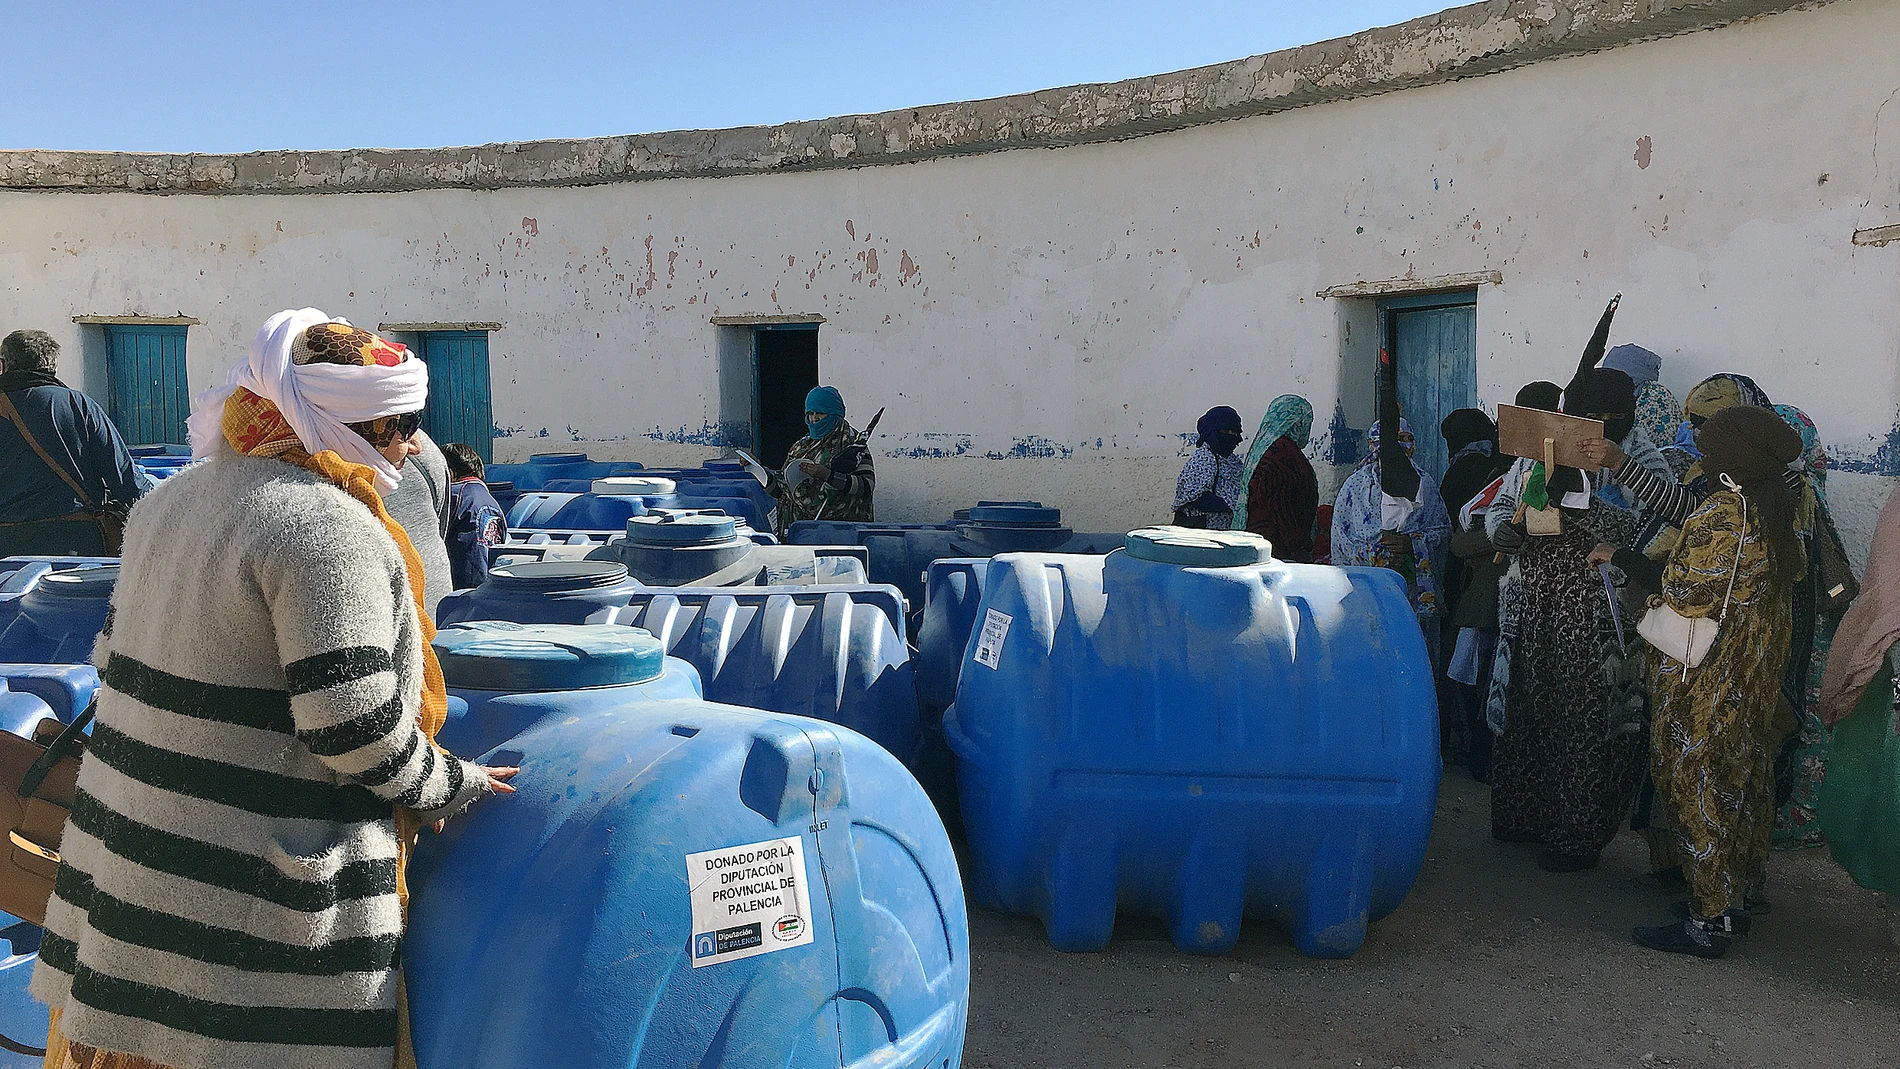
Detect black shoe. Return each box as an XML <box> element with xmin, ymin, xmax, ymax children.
<box><xmin>1670</xmin><ymin>900</ymin><xmax>1753</xmax><ymax>935</ymax></box>
<box><xmin>1634</xmin><ymin>917</ymin><xmax>1733</xmax><ymax>958</ymax></box>
<box><xmin>1537</xmin><ymin>850</ymin><xmax>1599</xmax><ymax>873</ymax></box>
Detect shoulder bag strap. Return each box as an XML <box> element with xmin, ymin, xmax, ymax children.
<box><xmin>0</xmin><ymin>389</ymin><xmax>97</xmax><ymax>511</ymax></box>
<box><xmin>19</xmin><ymin>697</ymin><xmax>97</xmax><ymax>799</ymax></box>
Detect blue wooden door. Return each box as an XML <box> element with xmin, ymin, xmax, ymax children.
<box><xmin>103</xmin><ymin>324</ymin><xmax>191</xmax><ymax>446</ymax></box>
<box><xmin>417</xmin><ymin>331</ymin><xmax>494</xmax><ymax>462</ymax></box>
<box><xmin>1380</xmin><ymin>293</ymin><xmax>1478</xmax><ymax>481</ymax></box>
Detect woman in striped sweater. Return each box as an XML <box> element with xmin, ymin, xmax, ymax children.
<box><xmin>33</xmin><ymin>310</ymin><xmax>517</xmax><ymax>1069</ymax></box>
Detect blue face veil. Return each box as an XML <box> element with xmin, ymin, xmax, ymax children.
<box><xmin>804</xmin><ymin>385</ymin><xmax>846</xmax><ymax>439</ymax></box>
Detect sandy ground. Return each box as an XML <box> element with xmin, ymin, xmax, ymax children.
<box><xmin>961</xmin><ymin>774</ymin><xmax>1899</xmax><ymax>1069</ymax></box>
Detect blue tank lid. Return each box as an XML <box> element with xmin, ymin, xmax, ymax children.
<box><xmin>967</xmin><ymin>504</ymin><xmax>1062</xmax><ymax>526</ymax></box>
<box><xmin>36</xmin><ymin>566</ymin><xmax>121</xmax><ymax>599</ymax></box>
<box><xmin>489</xmin><ymin>561</ymin><xmax>631</xmax><ymax>591</ymax></box>
<box><xmin>626</xmin><ymin>512</ymin><xmax>740</xmax><ymax>547</ymax></box>
<box><xmin>433</xmin><ymin>622</ymin><xmax>666</xmax><ymax>692</ymax></box>
<box><xmin>1123</xmin><ymin>526</ymin><xmax>1273</xmax><ymax>567</ymax></box>
<box><xmin>527</xmin><ymin>452</ymin><xmax>589</xmax><ymax>465</ymax></box>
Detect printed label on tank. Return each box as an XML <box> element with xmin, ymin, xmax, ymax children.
<box><xmin>974</xmin><ymin>608</ymin><xmax>1012</xmax><ymax>669</ymax></box>
<box><xmin>686</xmin><ymin>835</ymin><xmax>815</xmax><ymax>967</ymax></box>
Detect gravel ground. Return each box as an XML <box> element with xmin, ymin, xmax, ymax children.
<box><xmin>962</xmin><ymin>774</ymin><xmax>1898</xmax><ymax>1069</ymax></box>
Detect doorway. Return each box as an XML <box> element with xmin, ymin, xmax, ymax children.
<box><xmin>416</xmin><ymin>330</ymin><xmax>495</xmax><ymax>463</ymax></box>
<box><xmin>1378</xmin><ymin>291</ymin><xmax>1478</xmax><ymax>481</ymax></box>
<box><xmin>753</xmin><ymin>325</ymin><xmax>819</xmax><ymax>470</ymax></box>
<box><xmin>102</xmin><ymin>324</ymin><xmax>190</xmax><ymax>446</ymax></box>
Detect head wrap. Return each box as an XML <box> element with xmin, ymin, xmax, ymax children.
<box><xmin>1602</xmin><ymin>344</ymin><xmax>1661</xmax><ymax>384</ymax></box>
<box><xmin>1233</xmin><ymin>395</ymin><xmax>1313</xmax><ymax>532</ymax></box>
<box><xmin>1514</xmin><ymin>381</ymin><xmax>1563</xmax><ymax>412</ymax></box>
<box><xmin>1563</xmin><ymin>367</ymin><xmax>1637</xmax><ymax>443</ymax></box>
<box><xmin>1774</xmin><ymin>404</ymin><xmax>1826</xmax><ymax>490</ymax></box>
<box><xmin>1635</xmin><ymin>380</ymin><xmax>1682</xmax><ymax>451</ymax></box>
<box><xmin>186</xmin><ymin>309</ymin><xmax>427</xmax><ymax>493</ymax></box>
<box><xmin>1697</xmin><ymin>405</ymin><xmax>1804</xmax><ymax>580</ymax></box>
<box><xmin>1255</xmin><ymin>395</ymin><xmax>1313</xmax><ymax>450</ymax></box>
<box><xmin>803</xmin><ymin>385</ymin><xmax>846</xmax><ymax>439</ymax></box>
<box><xmin>1360</xmin><ymin>419</ymin><xmax>1416</xmax><ymax>463</ymax></box>
<box><xmin>1439</xmin><ymin>408</ymin><xmax>1496</xmax><ymax>457</ymax></box>
<box><xmin>1684</xmin><ymin>373</ymin><xmax>1772</xmax><ymax>425</ymax></box>
<box><xmin>1196</xmin><ymin>406</ymin><xmax>1245</xmax><ymax>458</ymax></box>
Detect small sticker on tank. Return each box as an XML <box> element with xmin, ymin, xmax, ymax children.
<box><xmin>685</xmin><ymin>835</ymin><xmax>815</xmax><ymax>967</ymax></box>
<box><xmin>974</xmin><ymin>609</ymin><xmax>1012</xmax><ymax>669</ymax></box>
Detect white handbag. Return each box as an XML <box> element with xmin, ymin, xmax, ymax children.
<box><xmin>1637</xmin><ymin>496</ymin><xmax>1747</xmax><ymax>671</ymax></box>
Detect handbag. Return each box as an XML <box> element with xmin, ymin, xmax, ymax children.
<box><xmin>0</xmin><ymin>700</ymin><xmax>94</xmax><ymax>927</ymax></box>
<box><xmin>0</xmin><ymin>389</ymin><xmax>128</xmax><ymax>555</ymax></box>
<box><xmin>1812</xmin><ymin>507</ymin><xmax>1860</xmax><ymax>618</ymax></box>
<box><xmin>1637</xmin><ymin>500</ymin><xmax>1747</xmax><ymax>671</ymax></box>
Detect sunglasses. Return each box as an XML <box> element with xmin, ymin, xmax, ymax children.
<box><xmin>392</xmin><ymin>411</ymin><xmax>423</xmax><ymax>440</ymax></box>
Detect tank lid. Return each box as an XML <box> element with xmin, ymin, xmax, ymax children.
<box><xmin>626</xmin><ymin>512</ymin><xmax>740</xmax><ymax>546</ymax></box>
<box><xmin>526</xmin><ymin>452</ymin><xmax>589</xmax><ymax>465</ymax></box>
<box><xmin>702</xmin><ymin>459</ymin><xmax>746</xmax><ymax>470</ymax></box>
<box><xmin>1123</xmin><ymin>527</ymin><xmax>1272</xmax><ymax>567</ymax></box>
<box><xmin>488</xmin><ymin>560</ymin><xmax>631</xmax><ymax>591</ymax></box>
<box><xmin>36</xmin><ymin>566</ymin><xmax>121</xmax><ymax>599</ymax></box>
<box><xmin>966</xmin><ymin>504</ymin><xmax>1061</xmax><ymax>526</ymax></box>
<box><xmin>485</xmin><ymin>481</ymin><xmax>515</xmax><ymax>492</ymax></box>
<box><xmin>590</xmin><ymin>476</ymin><xmax>677</xmax><ymax>496</ymax></box>
<box><xmin>433</xmin><ymin>621</ymin><xmax>665</xmax><ymax>691</ymax></box>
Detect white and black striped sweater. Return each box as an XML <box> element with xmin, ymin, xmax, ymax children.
<box><xmin>32</xmin><ymin>455</ymin><xmax>489</xmax><ymax>1069</ymax></box>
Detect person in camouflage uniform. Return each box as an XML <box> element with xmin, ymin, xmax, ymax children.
<box><xmin>767</xmin><ymin>385</ymin><xmax>874</xmax><ymax>537</ymax></box>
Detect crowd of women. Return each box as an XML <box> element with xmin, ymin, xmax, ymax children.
<box><xmin>1172</xmin><ymin>342</ymin><xmax>1889</xmax><ymax>959</ymax></box>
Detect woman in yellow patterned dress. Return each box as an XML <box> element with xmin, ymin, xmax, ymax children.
<box><xmin>1628</xmin><ymin>405</ymin><xmax>1804</xmax><ymax>958</ymax></box>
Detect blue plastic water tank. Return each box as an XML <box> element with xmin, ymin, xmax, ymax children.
<box><xmin>0</xmin><ymin>664</ymin><xmax>98</xmax><ymax>736</ymax></box>
<box><xmin>0</xmin><ymin>914</ymin><xmax>45</xmax><ymax>1069</ymax></box>
<box><xmin>789</xmin><ymin>505</ymin><xmax>1122</xmax><ymax>613</ymax></box>
<box><xmin>0</xmin><ymin>565</ymin><xmax>118</xmax><ymax>665</ymax></box>
<box><xmin>408</xmin><ymin>622</ymin><xmax>969</xmax><ymax>1069</ymax></box>
<box><xmin>945</xmin><ymin>528</ymin><xmax>1439</xmax><ymax>958</ymax></box>
<box><xmin>593</xmin><ymin>585</ymin><xmax>920</xmax><ymax>763</ymax></box>
<box><xmin>485</xmin><ymin>453</ymin><xmax>645</xmax><ymax>492</ymax></box>
<box><xmin>914</xmin><ymin>559</ymin><xmax>991</xmax><ymax>811</ymax></box>
<box><xmin>432</xmin><ymin>622</ymin><xmax>704</xmax><ymax>756</ymax></box>
<box><xmin>436</xmin><ymin>561</ymin><xmax>645</xmax><ymax>626</ymax></box>
<box><xmin>605</xmin><ymin>515</ymin><xmax>868</xmax><ymax>588</ymax></box>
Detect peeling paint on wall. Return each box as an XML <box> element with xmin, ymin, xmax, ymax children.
<box><xmin>1317</xmin><ymin>405</ymin><xmax>1368</xmax><ymax>467</ymax></box>
<box><xmin>1831</xmin><ymin>419</ymin><xmax>1900</xmax><ymax>476</ymax></box>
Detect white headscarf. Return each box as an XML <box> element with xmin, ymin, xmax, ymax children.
<box><xmin>187</xmin><ymin>308</ymin><xmax>429</xmax><ymax>492</ymax></box>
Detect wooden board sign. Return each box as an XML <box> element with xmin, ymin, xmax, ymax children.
<box><xmin>1496</xmin><ymin>405</ymin><xmax>1607</xmax><ymax>468</ymax></box>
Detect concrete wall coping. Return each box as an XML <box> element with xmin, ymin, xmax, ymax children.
<box><xmin>0</xmin><ymin>0</ymin><xmax>1826</xmax><ymax>195</ymax></box>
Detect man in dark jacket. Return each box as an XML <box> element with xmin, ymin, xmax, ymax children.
<box><xmin>0</xmin><ymin>330</ymin><xmax>147</xmax><ymax>556</ymax></box>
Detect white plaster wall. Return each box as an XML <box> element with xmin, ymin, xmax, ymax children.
<box><xmin>1</xmin><ymin>0</ymin><xmax>1896</xmax><ymax>556</ymax></box>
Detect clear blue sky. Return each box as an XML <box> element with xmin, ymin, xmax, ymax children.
<box><xmin>3</xmin><ymin>1</ymin><xmax>1455</xmax><ymax>153</ymax></box>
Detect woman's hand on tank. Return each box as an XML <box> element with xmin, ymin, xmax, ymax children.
<box><xmin>1586</xmin><ymin>543</ymin><xmax>1616</xmax><ymax>567</ymax></box>
<box><xmin>1576</xmin><ymin>437</ymin><xmax>1626</xmax><ymax>471</ymax></box>
<box><xmin>429</xmin><ymin>766</ymin><xmax>521</xmax><ymax>834</ymax></box>
<box><xmin>798</xmin><ymin>460</ymin><xmax>830</xmax><ymax>481</ymax></box>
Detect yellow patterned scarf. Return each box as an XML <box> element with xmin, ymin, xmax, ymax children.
<box><xmin>222</xmin><ymin>387</ymin><xmax>447</xmax><ymax>904</ymax></box>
